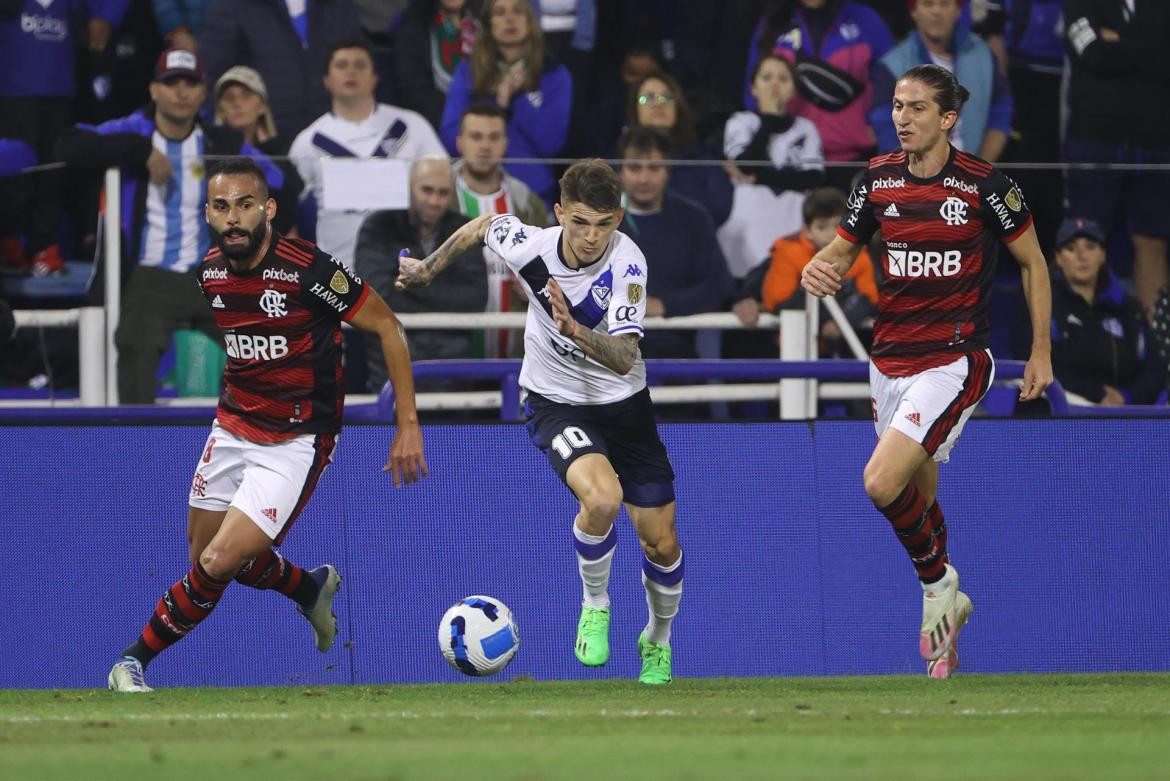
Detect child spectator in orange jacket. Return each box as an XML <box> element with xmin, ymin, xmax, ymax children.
<box><xmin>763</xmin><ymin>186</ymin><xmax>879</xmax><ymax>355</ymax></box>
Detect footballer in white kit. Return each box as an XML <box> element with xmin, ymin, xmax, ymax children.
<box><xmin>396</xmin><ymin>160</ymin><xmax>683</xmax><ymax>685</ymax></box>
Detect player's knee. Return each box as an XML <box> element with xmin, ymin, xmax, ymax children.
<box><xmin>863</xmin><ymin>462</ymin><xmax>899</xmax><ymax>507</ymax></box>
<box><xmin>641</xmin><ymin>535</ymin><xmax>680</xmax><ymax>564</ymax></box>
<box><xmin>198</xmin><ymin>544</ymin><xmax>245</xmax><ymax>581</ymax></box>
<box><xmin>577</xmin><ymin>483</ymin><xmax>622</xmax><ymax>528</ymax></box>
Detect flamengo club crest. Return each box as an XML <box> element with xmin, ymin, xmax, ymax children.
<box><xmin>259</xmin><ymin>289</ymin><xmax>287</xmax><ymax>318</ymax></box>
<box><xmin>939</xmin><ymin>197</ymin><xmax>969</xmax><ymax>226</ymax></box>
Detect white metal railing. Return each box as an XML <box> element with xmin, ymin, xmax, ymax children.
<box><xmin>9</xmin><ymin>165</ymin><xmax>873</xmax><ymax>414</ymax></box>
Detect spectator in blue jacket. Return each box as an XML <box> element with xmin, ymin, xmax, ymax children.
<box><xmin>0</xmin><ymin>0</ymin><xmax>128</xmax><ymax>275</ymax></box>
<box><xmin>869</xmin><ymin>0</ymin><xmax>1012</xmax><ymax>161</ymax></box>
<box><xmin>56</xmin><ymin>49</ymin><xmax>283</xmax><ymax>404</ymax></box>
<box><xmin>439</xmin><ymin>0</ymin><xmax>571</xmax><ymax>206</ymax></box>
<box><xmin>618</xmin><ymin>126</ymin><xmax>735</xmax><ymax>360</ymax></box>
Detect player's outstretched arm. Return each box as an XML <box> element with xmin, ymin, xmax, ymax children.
<box><xmin>801</xmin><ymin>235</ymin><xmax>864</xmax><ymax>298</ymax></box>
<box><xmin>546</xmin><ymin>278</ymin><xmax>640</xmax><ymax>375</ymax></box>
<box><xmin>396</xmin><ymin>213</ymin><xmax>495</xmax><ymax>289</ymax></box>
<box><xmin>1006</xmin><ymin>224</ymin><xmax>1053</xmax><ymax>401</ymax></box>
<box><xmin>348</xmin><ymin>288</ymin><xmax>429</xmax><ymax>487</ymax></box>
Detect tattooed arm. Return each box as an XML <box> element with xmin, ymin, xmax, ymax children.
<box><xmin>395</xmin><ymin>213</ymin><xmax>495</xmax><ymax>289</ymax></box>
<box><xmin>546</xmin><ymin>278</ymin><xmax>640</xmax><ymax>375</ymax></box>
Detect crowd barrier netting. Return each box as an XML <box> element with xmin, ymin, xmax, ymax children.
<box><xmin>1</xmin><ymin>418</ymin><xmax>1167</xmax><ymax>689</ymax></box>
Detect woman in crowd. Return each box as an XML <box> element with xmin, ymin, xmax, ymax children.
<box><xmin>440</xmin><ymin>0</ymin><xmax>571</xmax><ymax>206</ymax></box>
<box><xmin>625</xmin><ymin>69</ymin><xmax>733</xmax><ymax>228</ymax></box>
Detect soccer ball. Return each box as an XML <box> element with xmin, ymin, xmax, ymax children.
<box><xmin>438</xmin><ymin>595</ymin><xmax>520</xmax><ymax>677</ymax></box>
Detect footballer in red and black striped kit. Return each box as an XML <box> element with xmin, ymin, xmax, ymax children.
<box><xmin>802</xmin><ymin>65</ymin><xmax>1053</xmax><ymax>680</ymax></box>
<box><xmin>108</xmin><ymin>158</ymin><xmax>427</xmax><ymax>693</ymax></box>
<box><xmin>198</xmin><ymin>228</ymin><xmax>368</xmax><ymax>443</ymax></box>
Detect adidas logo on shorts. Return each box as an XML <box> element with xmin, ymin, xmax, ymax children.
<box><xmin>883</xmin><ymin>203</ymin><xmax>901</xmax><ymax>218</ymax></box>
<box><xmin>905</xmin><ymin>412</ymin><xmax>921</xmax><ymax>426</ymax></box>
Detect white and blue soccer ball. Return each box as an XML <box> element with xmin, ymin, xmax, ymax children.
<box><xmin>438</xmin><ymin>595</ymin><xmax>520</xmax><ymax>677</ymax></box>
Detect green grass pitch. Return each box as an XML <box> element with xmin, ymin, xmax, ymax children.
<box><xmin>2</xmin><ymin>674</ymin><xmax>1168</xmax><ymax>780</ymax></box>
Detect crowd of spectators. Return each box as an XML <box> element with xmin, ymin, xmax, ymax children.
<box><xmin>0</xmin><ymin>0</ymin><xmax>1166</xmax><ymax>408</ymax></box>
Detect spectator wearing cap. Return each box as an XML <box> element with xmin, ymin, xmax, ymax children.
<box><xmin>0</xmin><ymin>0</ymin><xmax>128</xmax><ymax>275</ymax></box>
<box><xmin>214</xmin><ymin>66</ymin><xmax>304</xmax><ymax>235</ymax></box>
<box><xmin>869</xmin><ymin>0</ymin><xmax>1012</xmax><ymax>161</ymax></box>
<box><xmin>1015</xmin><ymin>217</ymin><xmax>1165</xmax><ymax>407</ymax></box>
<box><xmin>56</xmin><ymin>48</ymin><xmax>284</xmax><ymax>404</ymax></box>
<box><xmin>200</xmin><ymin>0</ymin><xmax>362</xmax><ymax>140</ymax></box>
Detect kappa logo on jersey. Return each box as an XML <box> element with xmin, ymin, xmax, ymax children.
<box><xmin>329</xmin><ymin>270</ymin><xmax>350</xmax><ymax>295</ymax></box>
<box><xmin>888</xmin><ymin>249</ymin><xmax>962</xmax><ymax>278</ymax></box>
<box><xmin>224</xmin><ymin>333</ymin><xmax>289</xmax><ymax>361</ymax></box>
<box><xmin>872</xmin><ymin>177</ymin><xmax>905</xmax><ymax>190</ymax></box>
<box><xmin>985</xmin><ymin>191</ymin><xmax>1015</xmax><ymax>232</ymax></box>
<box><xmin>510</xmin><ymin>228</ymin><xmax>528</xmax><ymax>247</ymax></box>
<box><xmin>883</xmin><ymin>203</ymin><xmax>901</xmax><ymax>218</ymax></box>
<box><xmin>211</xmin><ymin>294</ymin><xmax>226</xmax><ymax>309</ymax></box>
<box><xmin>627</xmin><ymin>283</ymin><xmax>644</xmax><ymax>304</ymax></box>
<box><xmin>591</xmin><ymin>282</ymin><xmax>611</xmax><ymax>309</ymax></box>
<box><xmin>623</xmin><ymin>264</ymin><xmax>643</xmax><ymax>278</ymax></box>
<box><xmin>944</xmin><ymin>176</ymin><xmax>978</xmax><ymax>195</ymax></box>
<box><xmin>905</xmin><ymin>412</ymin><xmax>921</xmax><ymax>427</ymax></box>
<box><xmin>939</xmin><ymin>197</ymin><xmax>969</xmax><ymax>226</ymax></box>
<box><xmin>203</xmin><ymin>267</ymin><xmax>228</xmax><ymax>281</ymax></box>
<box><xmin>492</xmin><ymin>220</ymin><xmax>511</xmax><ymax>245</ymax></box>
<box><xmin>259</xmin><ymin>289</ymin><xmax>287</xmax><ymax>318</ymax></box>
<box><xmin>262</xmin><ymin>268</ymin><xmax>300</xmax><ymax>284</ymax></box>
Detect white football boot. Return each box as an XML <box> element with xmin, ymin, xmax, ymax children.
<box><xmin>920</xmin><ymin>564</ymin><xmax>973</xmax><ymax>661</ymax></box>
<box><xmin>107</xmin><ymin>657</ymin><xmax>153</xmax><ymax>693</ymax></box>
<box><xmin>297</xmin><ymin>565</ymin><xmax>342</xmax><ymax>652</ymax></box>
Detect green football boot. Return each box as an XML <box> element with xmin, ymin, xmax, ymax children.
<box><xmin>637</xmin><ymin>631</ymin><xmax>672</xmax><ymax>685</ymax></box>
<box><xmin>574</xmin><ymin>605</ymin><xmax>611</xmax><ymax>666</ymax></box>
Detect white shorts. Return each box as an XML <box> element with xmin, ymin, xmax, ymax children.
<box><xmin>870</xmin><ymin>349</ymin><xmax>995</xmax><ymax>463</ymax></box>
<box><xmin>188</xmin><ymin>420</ymin><xmax>337</xmax><ymax>542</ymax></box>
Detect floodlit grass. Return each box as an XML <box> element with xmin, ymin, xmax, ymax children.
<box><xmin>2</xmin><ymin>674</ymin><xmax>1168</xmax><ymax>780</ymax></box>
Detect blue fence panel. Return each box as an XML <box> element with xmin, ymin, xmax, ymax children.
<box><xmin>1</xmin><ymin>420</ymin><xmax>1167</xmax><ymax>689</ymax></box>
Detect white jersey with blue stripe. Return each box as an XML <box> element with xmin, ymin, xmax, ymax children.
<box><xmin>289</xmin><ymin>104</ymin><xmax>446</xmax><ymax>271</ymax></box>
<box><xmin>485</xmin><ymin>214</ymin><xmax>649</xmax><ymax>405</ymax></box>
<box><xmin>138</xmin><ymin>128</ymin><xmax>208</xmax><ymax>273</ymax></box>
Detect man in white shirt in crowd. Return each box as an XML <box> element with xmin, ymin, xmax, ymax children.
<box><xmin>290</xmin><ymin>38</ymin><xmax>446</xmax><ymax>271</ymax></box>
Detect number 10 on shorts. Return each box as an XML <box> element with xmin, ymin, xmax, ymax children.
<box><xmin>551</xmin><ymin>426</ymin><xmax>593</xmax><ymax>459</ymax></box>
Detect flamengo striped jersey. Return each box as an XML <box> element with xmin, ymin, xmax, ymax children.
<box><xmin>198</xmin><ymin>234</ymin><xmax>370</xmax><ymax>443</ymax></box>
<box><xmin>839</xmin><ymin>146</ymin><xmax>1033</xmax><ymax>376</ymax></box>
<box><xmin>486</xmin><ymin>214</ymin><xmax>648</xmax><ymax>405</ymax></box>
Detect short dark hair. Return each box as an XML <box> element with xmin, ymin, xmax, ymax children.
<box><xmin>802</xmin><ymin>187</ymin><xmax>847</xmax><ymax>226</ymax></box>
<box><xmin>750</xmin><ymin>53</ymin><xmax>796</xmax><ymax>86</ymax></box>
<box><xmin>617</xmin><ymin>126</ymin><xmax>673</xmax><ymax>160</ymax></box>
<box><xmin>207</xmin><ymin>156</ymin><xmax>269</xmax><ymax>199</ymax></box>
<box><xmin>559</xmin><ymin>159</ymin><xmax>622</xmax><ymax>212</ymax></box>
<box><xmin>900</xmin><ymin>64</ymin><xmax>971</xmax><ymax>116</ymax></box>
<box><xmin>459</xmin><ymin>102</ymin><xmax>507</xmax><ymax>129</ymax></box>
<box><xmin>325</xmin><ymin>37</ymin><xmax>375</xmax><ymax>75</ymax></box>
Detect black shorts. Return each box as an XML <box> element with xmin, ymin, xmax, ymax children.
<box><xmin>523</xmin><ymin>387</ymin><xmax>676</xmax><ymax>507</ymax></box>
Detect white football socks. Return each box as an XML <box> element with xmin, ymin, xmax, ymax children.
<box><xmin>642</xmin><ymin>552</ymin><xmax>683</xmax><ymax>645</ymax></box>
<box><xmin>573</xmin><ymin>522</ymin><xmax>616</xmax><ymax>610</ymax></box>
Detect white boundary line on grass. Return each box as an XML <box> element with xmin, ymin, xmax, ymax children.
<box><xmin>2</xmin><ymin>706</ymin><xmax>1124</xmax><ymax>724</ymax></box>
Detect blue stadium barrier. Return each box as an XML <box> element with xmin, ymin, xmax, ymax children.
<box><xmin>1</xmin><ymin>419</ymin><xmax>1167</xmax><ymax>689</ymax></box>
